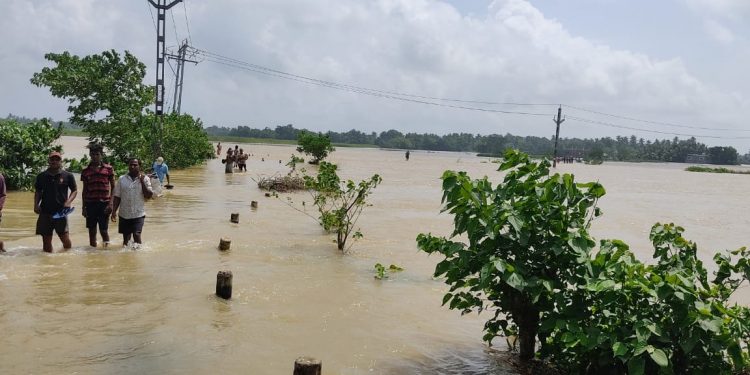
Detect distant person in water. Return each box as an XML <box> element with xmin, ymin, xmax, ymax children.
<box><xmin>237</xmin><ymin>149</ymin><xmax>248</xmax><ymax>172</ymax></box>
<box><xmin>233</xmin><ymin>145</ymin><xmax>239</xmax><ymax>168</ymax></box>
<box><xmin>152</xmin><ymin>157</ymin><xmax>170</xmax><ymax>187</ymax></box>
<box><xmin>0</xmin><ymin>172</ymin><xmax>6</xmax><ymax>252</ymax></box>
<box><xmin>224</xmin><ymin>149</ymin><xmax>235</xmax><ymax>174</ymax></box>
<box><xmin>111</xmin><ymin>158</ymin><xmax>153</xmax><ymax>246</ymax></box>
<box><xmin>34</xmin><ymin>151</ymin><xmax>77</xmax><ymax>253</ymax></box>
<box><xmin>216</xmin><ymin>142</ymin><xmax>222</xmax><ymax>156</ymax></box>
<box><xmin>405</xmin><ymin>150</ymin><xmax>410</xmax><ymax>161</ymax></box>
<box><xmin>81</xmin><ymin>143</ymin><xmax>115</xmax><ymax>248</ymax></box>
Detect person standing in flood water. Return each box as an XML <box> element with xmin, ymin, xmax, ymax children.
<box><xmin>0</xmin><ymin>172</ymin><xmax>6</xmax><ymax>252</ymax></box>
<box><xmin>405</xmin><ymin>150</ymin><xmax>410</xmax><ymax>161</ymax></box>
<box><xmin>34</xmin><ymin>151</ymin><xmax>77</xmax><ymax>253</ymax></box>
<box><xmin>224</xmin><ymin>149</ymin><xmax>235</xmax><ymax>174</ymax></box>
<box><xmin>216</xmin><ymin>142</ymin><xmax>222</xmax><ymax>156</ymax></box>
<box><xmin>81</xmin><ymin>143</ymin><xmax>115</xmax><ymax>248</ymax></box>
<box><xmin>111</xmin><ymin>158</ymin><xmax>153</xmax><ymax>246</ymax></box>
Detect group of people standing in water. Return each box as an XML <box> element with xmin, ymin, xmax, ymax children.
<box><xmin>217</xmin><ymin>142</ymin><xmax>249</xmax><ymax>173</ymax></box>
<box><xmin>1</xmin><ymin>143</ymin><xmax>174</xmax><ymax>253</ymax></box>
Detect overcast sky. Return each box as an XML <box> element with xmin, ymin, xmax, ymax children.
<box><xmin>2</xmin><ymin>0</ymin><xmax>749</xmax><ymax>150</ymax></box>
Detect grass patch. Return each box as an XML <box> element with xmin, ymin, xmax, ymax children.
<box><xmin>685</xmin><ymin>165</ymin><xmax>750</xmax><ymax>174</ymax></box>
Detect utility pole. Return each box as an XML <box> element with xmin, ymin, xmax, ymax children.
<box><xmin>167</xmin><ymin>40</ymin><xmax>198</xmax><ymax>115</ymax></box>
<box><xmin>552</xmin><ymin>105</ymin><xmax>565</xmax><ymax>168</ymax></box>
<box><xmin>147</xmin><ymin>0</ymin><xmax>183</xmax><ymax>156</ymax></box>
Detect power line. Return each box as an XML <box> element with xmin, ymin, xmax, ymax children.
<box><xmin>145</xmin><ymin>0</ymin><xmax>157</xmax><ymax>32</ymax></box>
<box><xmin>186</xmin><ymin>47</ymin><xmax>749</xmax><ymax>139</ymax></box>
<box><xmin>191</xmin><ymin>47</ymin><xmax>558</xmax><ymax>108</ymax></box>
<box><xmin>198</xmin><ymin>54</ymin><xmax>552</xmax><ymax>117</ymax></box>
<box><xmin>564</xmin><ymin>104</ymin><xmax>750</xmax><ymax>132</ymax></box>
<box><xmin>566</xmin><ymin>115</ymin><xmax>750</xmax><ymax>140</ymax></box>
<box><xmin>182</xmin><ymin>0</ymin><xmax>193</xmax><ymax>45</ymax></box>
<box><xmin>170</xmin><ymin>8</ymin><xmax>180</xmax><ymax>46</ymax></box>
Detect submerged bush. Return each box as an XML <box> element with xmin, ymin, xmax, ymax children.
<box><xmin>418</xmin><ymin>149</ymin><xmax>750</xmax><ymax>373</ymax></box>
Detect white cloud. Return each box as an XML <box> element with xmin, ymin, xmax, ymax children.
<box><xmin>683</xmin><ymin>0</ymin><xmax>750</xmax><ymax>20</ymax></box>
<box><xmin>704</xmin><ymin>19</ymin><xmax>735</xmax><ymax>44</ymax></box>
<box><xmin>1</xmin><ymin>0</ymin><xmax>749</xmax><ymax>148</ymax></box>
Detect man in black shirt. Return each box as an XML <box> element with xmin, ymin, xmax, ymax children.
<box><xmin>34</xmin><ymin>151</ymin><xmax>77</xmax><ymax>252</ymax></box>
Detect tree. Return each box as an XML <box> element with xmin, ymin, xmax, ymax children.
<box><xmin>708</xmin><ymin>146</ymin><xmax>739</xmax><ymax>165</ymax></box>
<box><xmin>30</xmin><ymin>50</ymin><xmax>152</xmax><ymax>134</ymax></box>
<box><xmin>417</xmin><ymin>150</ymin><xmax>605</xmax><ymax>360</ymax></box>
<box><xmin>297</xmin><ymin>131</ymin><xmax>334</xmax><ymax>164</ymax></box>
<box><xmin>0</xmin><ymin>118</ymin><xmax>62</xmax><ymax>190</ymax></box>
<box><xmin>30</xmin><ymin>50</ymin><xmax>213</xmax><ymax>168</ymax></box>
<box><xmin>304</xmin><ymin>162</ymin><xmax>381</xmax><ymax>251</ymax></box>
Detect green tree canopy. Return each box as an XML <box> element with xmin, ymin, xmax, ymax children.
<box><xmin>30</xmin><ymin>50</ymin><xmax>212</xmax><ymax>169</ymax></box>
<box><xmin>297</xmin><ymin>131</ymin><xmax>335</xmax><ymax>164</ymax></box>
<box><xmin>0</xmin><ymin>118</ymin><xmax>62</xmax><ymax>190</ymax></box>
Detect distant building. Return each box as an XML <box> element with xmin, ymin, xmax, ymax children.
<box><xmin>685</xmin><ymin>153</ymin><xmax>708</xmax><ymax>163</ymax></box>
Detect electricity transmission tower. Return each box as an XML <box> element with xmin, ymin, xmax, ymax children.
<box><xmin>147</xmin><ymin>0</ymin><xmax>183</xmax><ymax>155</ymax></box>
<box><xmin>167</xmin><ymin>41</ymin><xmax>198</xmax><ymax>115</ymax></box>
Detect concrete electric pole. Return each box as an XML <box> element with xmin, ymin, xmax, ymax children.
<box><xmin>552</xmin><ymin>105</ymin><xmax>565</xmax><ymax>168</ymax></box>
<box><xmin>167</xmin><ymin>40</ymin><xmax>198</xmax><ymax>115</ymax></box>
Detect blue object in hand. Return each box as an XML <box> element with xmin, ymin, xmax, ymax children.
<box><xmin>52</xmin><ymin>207</ymin><xmax>75</xmax><ymax>219</ymax></box>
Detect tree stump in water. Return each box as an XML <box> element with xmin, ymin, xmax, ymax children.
<box><xmin>293</xmin><ymin>357</ymin><xmax>321</xmax><ymax>375</ymax></box>
<box><xmin>216</xmin><ymin>271</ymin><xmax>232</xmax><ymax>299</ymax></box>
<box><xmin>250</xmin><ymin>201</ymin><xmax>258</xmax><ymax>209</ymax></box>
<box><xmin>219</xmin><ymin>238</ymin><xmax>231</xmax><ymax>251</ymax></box>
<box><xmin>230</xmin><ymin>213</ymin><xmax>239</xmax><ymax>223</ymax></box>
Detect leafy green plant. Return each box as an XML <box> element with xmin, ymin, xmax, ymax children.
<box><xmin>416</xmin><ymin>149</ymin><xmax>605</xmax><ymax>360</ymax></box>
<box><xmin>542</xmin><ymin>224</ymin><xmax>750</xmax><ymax>374</ymax></box>
<box><xmin>286</xmin><ymin>154</ymin><xmax>305</xmax><ymax>172</ymax></box>
<box><xmin>374</xmin><ymin>263</ymin><xmax>404</xmax><ymax>279</ymax></box>
<box><xmin>0</xmin><ymin>118</ymin><xmax>63</xmax><ymax>190</ymax></box>
<box><xmin>297</xmin><ymin>131</ymin><xmax>335</xmax><ymax>164</ymax></box>
<box><xmin>303</xmin><ymin>162</ymin><xmax>381</xmax><ymax>251</ymax></box>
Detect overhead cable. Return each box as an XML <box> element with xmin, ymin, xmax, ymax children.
<box><xmin>566</xmin><ymin>115</ymin><xmax>750</xmax><ymax>140</ymax></box>
<box><xmin>198</xmin><ymin>54</ymin><xmax>552</xmax><ymax>117</ymax></box>
<box><xmin>564</xmin><ymin>104</ymin><xmax>749</xmax><ymax>132</ymax></box>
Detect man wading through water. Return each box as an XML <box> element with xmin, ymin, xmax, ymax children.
<box><xmin>34</xmin><ymin>151</ymin><xmax>77</xmax><ymax>253</ymax></box>
<box><xmin>111</xmin><ymin>158</ymin><xmax>153</xmax><ymax>247</ymax></box>
<box><xmin>81</xmin><ymin>143</ymin><xmax>115</xmax><ymax>248</ymax></box>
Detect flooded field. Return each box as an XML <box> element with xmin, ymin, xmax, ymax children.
<box><xmin>1</xmin><ymin>136</ymin><xmax>749</xmax><ymax>374</ymax></box>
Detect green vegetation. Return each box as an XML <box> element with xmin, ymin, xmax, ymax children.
<box><xmin>417</xmin><ymin>150</ymin><xmax>750</xmax><ymax>373</ymax></box>
<box><xmin>297</xmin><ymin>131</ymin><xmax>335</xmax><ymax>164</ymax></box>
<box><xmin>374</xmin><ymin>263</ymin><xmax>404</xmax><ymax>279</ymax></box>
<box><xmin>686</xmin><ymin>165</ymin><xmax>750</xmax><ymax>174</ymax></box>
<box><xmin>30</xmin><ymin>50</ymin><xmax>213</xmax><ymax>169</ymax></box>
<box><xmin>417</xmin><ymin>149</ymin><xmax>605</xmax><ymax>361</ymax></box>
<box><xmin>0</xmin><ymin>118</ymin><xmax>62</xmax><ymax>190</ymax></box>
<box><xmin>303</xmin><ymin>162</ymin><xmax>381</xmax><ymax>251</ymax></box>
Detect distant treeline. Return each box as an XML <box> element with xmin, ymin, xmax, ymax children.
<box><xmin>5</xmin><ymin>113</ymin><xmax>78</xmax><ymax>129</ymax></box>
<box><xmin>205</xmin><ymin>124</ymin><xmax>748</xmax><ymax>165</ymax></box>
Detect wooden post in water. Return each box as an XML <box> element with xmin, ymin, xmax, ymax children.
<box><xmin>293</xmin><ymin>357</ymin><xmax>321</xmax><ymax>375</ymax></box>
<box><xmin>230</xmin><ymin>213</ymin><xmax>239</xmax><ymax>223</ymax></box>
<box><xmin>219</xmin><ymin>238</ymin><xmax>231</xmax><ymax>251</ymax></box>
<box><xmin>251</xmin><ymin>201</ymin><xmax>258</xmax><ymax>209</ymax></box>
<box><xmin>216</xmin><ymin>271</ymin><xmax>232</xmax><ymax>299</ymax></box>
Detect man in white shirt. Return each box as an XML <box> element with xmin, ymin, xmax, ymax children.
<box><xmin>111</xmin><ymin>158</ymin><xmax>153</xmax><ymax>246</ymax></box>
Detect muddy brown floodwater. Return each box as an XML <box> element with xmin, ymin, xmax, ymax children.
<box><xmin>1</xmin><ymin>136</ymin><xmax>749</xmax><ymax>374</ymax></box>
